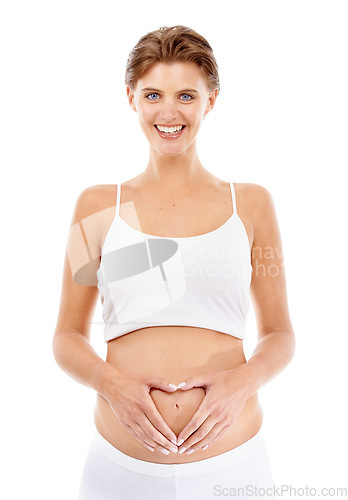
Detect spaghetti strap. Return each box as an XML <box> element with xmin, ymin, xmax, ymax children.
<box><xmin>230</xmin><ymin>182</ymin><xmax>237</xmax><ymax>215</ymax></box>
<box><xmin>116</xmin><ymin>183</ymin><xmax>121</xmax><ymax>217</ymax></box>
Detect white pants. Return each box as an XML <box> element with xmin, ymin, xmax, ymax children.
<box><xmin>77</xmin><ymin>427</ymin><xmax>274</xmax><ymax>499</ymax></box>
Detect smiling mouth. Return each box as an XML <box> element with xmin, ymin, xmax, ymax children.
<box><xmin>154</xmin><ymin>125</ymin><xmax>186</xmax><ymax>136</ymax></box>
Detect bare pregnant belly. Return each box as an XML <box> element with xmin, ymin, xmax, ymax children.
<box><xmin>94</xmin><ymin>327</ymin><xmax>263</xmax><ymax>464</ymax></box>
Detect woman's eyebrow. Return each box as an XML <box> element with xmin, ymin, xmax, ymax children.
<box><xmin>141</xmin><ymin>87</ymin><xmax>199</xmax><ymax>93</ymax></box>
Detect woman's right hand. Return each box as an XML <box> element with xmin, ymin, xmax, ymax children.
<box><xmin>101</xmin><ymin>364</ymin><xmax>179</xmax><ymax>454</ymax></box>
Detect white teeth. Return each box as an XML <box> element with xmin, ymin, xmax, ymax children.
<box><xmin>156</xmin><ymin>125</ymin><xmax>184</xmax><ymax>134</ymax></box>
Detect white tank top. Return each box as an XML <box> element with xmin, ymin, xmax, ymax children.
<box><xmin>96</xmin><ymin>182</ymin><xmax>252</xmax><ymax>342</ymax></box>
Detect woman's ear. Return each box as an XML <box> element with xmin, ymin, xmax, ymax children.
<box><xmin>205</xmin><ymin>89</ymin><xmax>219</xmax><ymax>117</ymax></box>
<box><xmin>203</xmin><ymin>89</ymin><xmax>219</xmax><ymax>120</ymax></box>
<box><xmin>126</xmin><ymin>86</ymin><xmax>137</xmax><ymax>112</ymax></box>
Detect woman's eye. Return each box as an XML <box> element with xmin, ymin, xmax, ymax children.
<box><xmin>146</xmin><ymin>93</ymin><xmax>159</xmax><ymax>100</ymax></box>
<box><xmin>145</xmin><ymin>93</ymin><xmax>194</xmax><ymax>101</ymax></box>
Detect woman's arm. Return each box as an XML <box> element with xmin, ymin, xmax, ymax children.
<box><xmin>52</xmin><ymin>185</ymin><xmax>110</xmax><ymax>395</ymax></box>
<box><xmin>237</xmin><ymin>331</ymin><xmax>295</xmax><ymax>399</ymax></box>
<box><xmin>53</xmin><ymin>309</ymin><xmax>119</xmax><ymax>401</ymax></box>
<box><xmin>53</xmin><ymin>186</ymin><xmax>179</xmax><ymax>454</ymax></box>
<box><xmin>237</xmin><ymin>183</ymin><xmax>296</xmax><ymax>397</ymax></box>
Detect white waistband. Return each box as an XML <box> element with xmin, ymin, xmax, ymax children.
<box><xmin>92</xmin><ymin>427</ymin><xmax>265</xmax><ymax>477</ymax></box>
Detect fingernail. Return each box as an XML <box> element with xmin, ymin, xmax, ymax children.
<box><xmin>202</xmin><ymin>444</ymin><xmax>209</xmax><ymax>451</ymax></box>
<box><xmin>168</xmin><ymin>384</ymin><xmax>177</xmax><ymax>389</ymax></box>
<box><xmin>177</xmin><ymin>382</ymin><xmax>186</xmax><ymax>388</ymax></box>
<box><xmin>146</xmin><ymin>445</ymin><xmax>155</xmax><ymax>452</ymax></box>
<box><xmin>170</xmin><ymin>445</ymin><xmax>178</xmax><ymax>453</ymax></box>
<box><xmin>171</xmin><ymin>439</ymin><xmax>177</xmax><ymax>445</ymax></box>
<box><xmin>186</xmin><ymin>448</ymin><xmax>195</xmax><ymax>455</ymax></box>
<box><xmin>160</xmin><ymin>448</ymin><xmax>170</xmax><ymax>455</ymax></box>
<box><xmin>177</xmin><ymin>438</ymin><xmax>184</xmax><ymax>446</ymax></box>
<box><xmin>178</xmin><ymin>447</ymin><xmax>186</xmax><ymax>454</ymax></box>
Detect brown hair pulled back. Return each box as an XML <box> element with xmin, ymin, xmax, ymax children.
<box><xmin>125</xmin><ymin>25</ymin><xmax>220</xmax><ymax>94</ymax></box>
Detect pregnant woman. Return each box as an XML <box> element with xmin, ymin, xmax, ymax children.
<box><xmin>53</xmin><ymin>25</ymin><xmax>296</xmax><ymax>500</ymax></box>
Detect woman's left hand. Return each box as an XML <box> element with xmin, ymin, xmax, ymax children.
<box><xmin>175</xmin><ymin>367</ymin><xmax>251</xmax><ymax>454</ymax></box>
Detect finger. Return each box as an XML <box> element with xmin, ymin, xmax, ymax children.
<box><xmin>137</xmin><ymin>418</ymin><xmax>178</xmax><ymax>454</ymax></box>
<box><xmin>177</xmin><ymin>417</ymin><xmax>217</xmax><ymax>453</ymax></box>
<box><xmin>200</xmin><ymin>424</ymin><xmax>231</xmax><ymax>451</ymax></box>
<box><xmin>176</xmin><ymin>407</ymin><xmax>210</xmax><ymax>446</ymax></box>
<box><xmin>123</xmin><ymin>420</ymin><xmax>164</xmax><ymax>454</ymax></box>
<box><xmin>177</xmin><ymin>375</ymin><xmax>209</xmax><ymax>391</ymax></box>
<box><xmin>123</xmin><ymin>423</ymin><xmax>158</xmax><ymax>452</ymax></box>
<box><xmin>146</xmin><ymin>376</ymin><xmax>178</xmax><ymax>393</ymax></box>
<box><xmin>180</xmin><ymin>422</ymin><xmax>229</xmax><ymax>454</ymax></box>
<box><xmin>143</xmin><ymin>398</ymin><xmax>179</xmax><ymax>445</ymax></box>
<box><xmin>132</xmin><ymin>423</ymin><xmax>177</xmax><ymax>455</ymax></box>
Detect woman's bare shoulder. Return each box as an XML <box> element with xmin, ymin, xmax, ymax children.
<box><xmin>69</xmin><ymin>184</ymin><xmax>118</xmax><ymax>256</ymax></box>
<box><xmin>74</xmin><ymin>184</ymin><xmax>117</xmax><ymax>218</ymax></box>
<box><xmin>234</xmin><ymin>182</ymin><xmax>273</xmax><ymax>212</ymax></box>
<box><xmin>234</xmin><ymin>182</ymin><xmax>272</xmax><ymax>196</ymax></box>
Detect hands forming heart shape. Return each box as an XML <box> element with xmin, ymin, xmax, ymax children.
<box><xmin>108</xmin><ymin>368</ymin><xmax>248</xmax><ymax>456</ymax></box>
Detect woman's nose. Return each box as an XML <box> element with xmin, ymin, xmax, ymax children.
<box><xmin>159</xmin><ymin>99</ymin><xmax>179</xmax><ymax>120</ymax></box>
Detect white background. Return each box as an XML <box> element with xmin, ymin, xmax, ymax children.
<box><xmin>1</xmin><ymin>1</ymin><xmax>347</xmax><ymax>498</ymax></box>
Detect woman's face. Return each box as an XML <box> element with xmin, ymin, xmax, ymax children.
<box><xmin>127</xmin><ymin>61</ymin><xmax>218</xmax><ymax>157</ymax></box>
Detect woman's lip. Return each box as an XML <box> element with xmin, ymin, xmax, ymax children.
<box><xmin>154</xmin><ymin>125</ymin><xmax>186</xmax><ymax>139</ymax></box>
